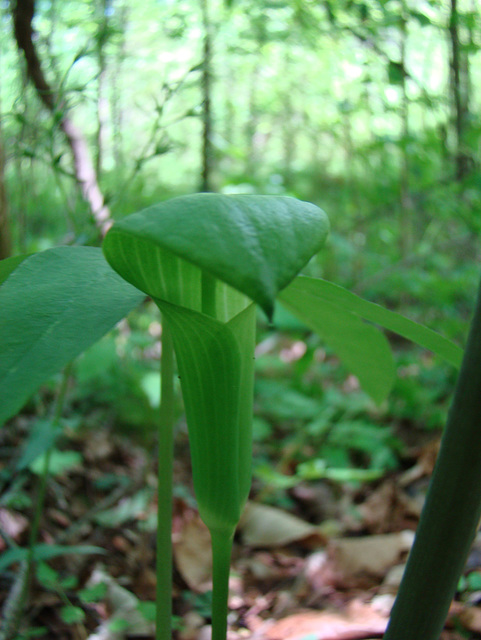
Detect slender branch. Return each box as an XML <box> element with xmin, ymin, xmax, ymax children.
<box><xmin>0</xmin><ymin>131</ymin><xmax>11</xmax><ymax>260</ymax></box>
<box><xmin>12</xmin><ymin>0</ymin><xmax>112</xmax><ymax>234</ymax></box>
<box><xmin>449</xmin><ymin>0</ymin><xmax>471</xmax><ymax>180</ymax></box>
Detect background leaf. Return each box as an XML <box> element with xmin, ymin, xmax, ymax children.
<box><xmin>16</xmin><ymin>419</ymin><xmax>59</xmax><ymax>470</ymax></box>
<box><xmin>0</xmin><ymin>544</ymin><xmax>105</xmax><ymax>574</ymax></box>
<box><xmin>281</xmin><ymin>277</ymin><xmax>463</xmax><ymax>367</ymax></box>
<box><xmin>0</xmin><ymin>247</ymin><xmax>145</xmax><ymax>426</ymax></box>
<box><xmin>279</xmin><ymin>280</ymin><xmax>396</xmax><ymax>404</ymax></box>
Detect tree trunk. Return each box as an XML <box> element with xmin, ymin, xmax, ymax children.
<box><xmin>449</xmin><ymin>0</ymin><xmax>471</xmax><ymax>180</ymax></box>
<box><xmin>111</xmin><ymin>0</ymin><xmax>127</xmax><ymax>174</ymax></box>
<box><xmin>95</xmin><ymin>0</ymin><xmax>109</xmax><ymax>179</ymax></box>
<box><xmin>244</xmin><ymin>61</ymin><xmax>261</xmax><ymax>176</ymax></box>
<box><xmin>282</xmin><ymin>96</ymin><xmax>296</xmax><ymax>187</ymax></box>
<box><xmin>281</xmin><ymin>53</ymin><xmax>297</xmax><ymax>189</ymax></box>
<box><xmin>0</xmin><ymin>19</ymin><xmax>12</xmax><ymax>261</ymax></box>
<box><xmin>200</xmin><ymin>0</ymin><xmax>214</xmax><ymax>192</ymax></box>
<box><xmin>223</xmin><ymin>59</ymin><xmax>236</xmax><ymax>147</ymax></box>
<box><xmin>12</xmin><ymin>0</ymin><xmax>112</xmax><ymax>235</ymax></box>
<box><xmin>399</xmin><ymin>0</ymin><xmax>412</xmax><ymax>255</ymax></box>
<box><xmin>0</xmin><ymin>133</ymin><xmax>11</xmax><ymax>260</ymax></box>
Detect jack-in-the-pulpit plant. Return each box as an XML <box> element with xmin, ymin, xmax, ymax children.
<box><xmin>102</xmin><ymin>194</ymin><xmax>330</xmax><ymax>640</ymax></box>
<box><xmin>0</xmin><ymin>193</ymin><xmax>468</xmax><ymax>640</ymax></box>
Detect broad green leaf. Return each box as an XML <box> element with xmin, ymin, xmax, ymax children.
<box><xmin>0</xmin><ymin>544</ymin><xmax>105</xmax><ymax>573</ymax></box>
<box><xmin>159</xmin><ymin>300</ymin><xmax>256</xmax><ymax>534</ymax></box>
<box><xmin>279</xmin><ymin>280</ymin><xmax>395</xmax><ymax>404</ymax></box>
<box><xmin>281</xmin><ymin>276</ymin><xmax>462</xmax><ymax>367</ymax></box>
<box><xmin>103</xmin><ymin>194</ymin><xmax>329</xmax><ymax>319</ymax></box>
<box><xmin>0</xmin><ymin>254</ymin><xmax>31</xmax><ymax>285</ymax></box>
<box><xmin>0</xmin><ymin>247</ymin><xmax>145</xmax><ymax>425</ymax></box>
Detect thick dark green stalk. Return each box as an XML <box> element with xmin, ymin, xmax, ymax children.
<box><xmin>384</xmin><ymin>275</ymin><xmax>481</xmax><ymax>640</ymax></box>
<box><xmin>210</xmin><ymin>529</ymin><xmax>234</xmax><ymax>640</ymax></box>
<box><xmin>156</xmin><ymin>322</ymin><xmax>175</xmax><ymax>640</ymax></box>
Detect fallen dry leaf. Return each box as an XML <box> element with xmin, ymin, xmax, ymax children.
<box><xmin>178</xmin><ymin>611</ymin><xmax>206</xmax><ymax>640</ymax></box>
<box><xmin>356</xmin><ymin>480</ymin><xmax>419</xmax><ymax>534</ymax></box>
<box><xmin>312</xmin><ymin>531</ymin><xmax>414</xmax><ymax>589</ymax></box>
<box><xmin>173</xmin><ymin>511</ymin><xmax>213</xmax><ymax>592</ymax></box>
<box><xmin>239</xmin><ymin>502</ymin><xmax>327</xmax><ymax>548</ymax></box>
<box><xmin>0</xmin><ymin>508</ymin><xmax>28</xmax><ymax>550</ymax></box>
<box><xmin>399</xmin><ymin>438</ymin><xmax>441</xmax><ymax>487</ymax></box>
<box><xmin>457</xmin><ymin>605</ymin><xmax>481</xmax><ymax>634</ymax></box>
<box><xmin>242</xmin><ymin>550</ymin><xmax>305</xmax><ymax>586</ymax></box>
<box><xmin>254</xmin><ymin>599</ymin><xmax>388</xmax><ymax>640</ymax></box>
<box><xmin>83</xmin><ymin>429</ymin><xmax>115</xmax><ymax>463</ymax></box>
<box><xmin>378</xmin><ymin>563</ymin><xmax>406</xmax><ymax>595</ymax></box>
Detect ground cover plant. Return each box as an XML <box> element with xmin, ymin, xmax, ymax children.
<box><xmin>1</xmin><ymin>192</ymin><xmax>477</xmax><ymax>640</ymax></box>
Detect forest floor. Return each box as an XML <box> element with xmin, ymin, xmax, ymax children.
<box><xmin>0</xmin><ymin>325</ymin><xmax>479</xmax><ymax>640</ymax></box>
<box><xmin>1</xmin><ymin>415</ymin><xmax>480</xmax><ymax>640</ymax></box>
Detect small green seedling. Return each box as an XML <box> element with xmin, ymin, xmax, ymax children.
<box><xmin>0</xmin><ymin>193</ymin><xmax>469</xmax><ymax>640</ymax></box>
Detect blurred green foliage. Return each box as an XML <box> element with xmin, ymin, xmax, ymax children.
<box><xmin>1</xmin><ymin>0</ymin><xmax>477</xmax><ymax>533</ymax></box>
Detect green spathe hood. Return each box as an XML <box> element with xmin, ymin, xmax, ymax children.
<box><xmin>103</xmin><ymin>193</ymin><xmax>329</xmax><ymax>320</ymax></box>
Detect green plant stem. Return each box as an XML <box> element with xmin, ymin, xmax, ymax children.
<box><xmin>210</xmin><ymin>528</ymin><xmax>234</xmax><ymax>640</ymax></box>
<box><xmin>156</xmin><ymin>321</ymin><xmax>175</xmax><ymax>640</ymax></box>
<box><xmin>384</xmin><ymin>275</ymin><xmax>481</xmax><ymax>640</ymax></box>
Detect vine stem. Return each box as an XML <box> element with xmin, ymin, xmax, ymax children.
<box><xmin>384</xmin><ymin>275</ymin><xmax>481</xmax><ymax>640</ymax></box>
<box><xmin>156</xmin><ymin>321</ymin><xmax>175</xmax><ymax>640</ymax></box>
<box><xmin>210</xmin><ymin>528</ymin><xmax>234</xmax><ymax>640</ymax></box>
